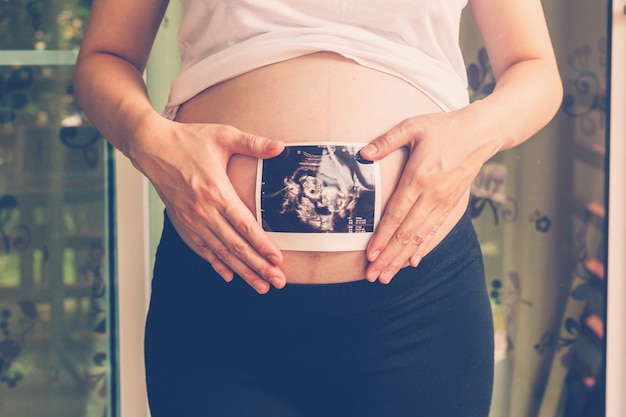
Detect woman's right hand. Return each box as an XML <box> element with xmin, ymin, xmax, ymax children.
<box><xmin>130</xmin><ymin>117</ymin><xmax>287</xmax><ymax>294</ymax></box>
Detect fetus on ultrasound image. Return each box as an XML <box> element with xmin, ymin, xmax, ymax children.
<box><xmin>260</xmin><ymin>144</ymin><xmax>377</xmax><ymax>233</ymax></box>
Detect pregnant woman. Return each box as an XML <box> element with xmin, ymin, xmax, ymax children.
<box><xmin>74</xmin><ymin>1</ymin><xmax>562</xmax><ymax>416</ymax></box>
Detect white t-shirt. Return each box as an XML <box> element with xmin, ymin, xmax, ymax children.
<box><xmin>164</xmin><ymin>0</ymin><xmax>470</xmax><ymax>119</ymax></box>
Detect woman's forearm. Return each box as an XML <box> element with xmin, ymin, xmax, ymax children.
<box><xmin>453</xmin><ymin>57</ymin><xmax>563</xmax><ymax>160</ymax></box>
<box><xmin>461</xmin><ymin>0</ymin><xmax>563</xmax><ymax>158</ymax></box>
<box><xmin>73</xmin><ymin>0</ymin><xmax>169</xmax><ymax>165</ymax></box>
<box><xmin>74</xmin><ymin>51</ymin><xmax>164</xmax><ymax>166</ymax></box>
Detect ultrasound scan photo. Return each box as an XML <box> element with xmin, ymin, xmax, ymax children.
<box><xmin>259</xmin><ymin>144</ymin><xmax>377</xmax><ymax>234</ymax></box>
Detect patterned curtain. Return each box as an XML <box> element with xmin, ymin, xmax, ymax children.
<box><xmin>462</xmin><ymin>1</ymin><xmax>608</xmax><ymax>416</ymax></box>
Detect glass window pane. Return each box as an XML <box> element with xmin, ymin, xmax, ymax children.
<box><xmin>0</xmin><ymin>1</ymin><xmax>91</xmax><ymax>51</ymax></box>
<box><xmin>0</xmin><ymin>64</ymin><xmax>115</xmax><ymax>416</ymax></box>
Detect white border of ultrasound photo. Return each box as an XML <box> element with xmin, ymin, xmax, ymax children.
<box><xmin>256</xmin><ymin>142</ymin><xmax>382</xmax><ymax>252</ymax></box>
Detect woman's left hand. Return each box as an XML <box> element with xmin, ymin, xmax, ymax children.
<box><xmin>359</xmin><ymin>111</ymin><xmax>494</xmax><ymax>284</ymax></box>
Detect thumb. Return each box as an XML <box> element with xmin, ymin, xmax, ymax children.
<box><xmin>359</xmin><ymin>120</ymin><xmax>414</xmax><ymax>161</ymax></box>
<box><xmin>228</xmin><ymin>129</ymin><xmax>285</xmax><ymax>159</ymax></box>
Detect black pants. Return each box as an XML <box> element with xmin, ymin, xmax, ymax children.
<box><xmin>145</xmin><ymin>211</ymin><xmax>494</xmax><ymax>417</ymax></box>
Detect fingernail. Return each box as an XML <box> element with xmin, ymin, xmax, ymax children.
<box><xmin>355</xmin><ymin>149</ymin><xmax>374</xmax><ymax>164</ymax></box>
<box><xmin>380</xmin><ymin>270</ymin><xmax>394</xmax><ymax>284</ymax></box>
<box><xmin>268</xmin><ymin>254</ymin><xmax>282</xmax><ymax>266</ymax></box>
<box><xmin>270</xmin><ymin>276</ymin><xmax>286</xmax><ymax>289</ymax></box>
<box><xmin>361</xmin><ymin>144</ymin><xmax>378</xmax><ymax>157</ymax></box>
<box><xmin>369</xmin><ymin>250</ymin><xmax>381</xmax><ymax>262</ymax></box>
<box><xmin>218</xmin><ymin>270</ymin><xmax>234</xmax><ymax>282</ymax></box>
<box><xmin>254</xmin><ymin>279</ymin><xmax>270</xmax><ymax>294</ymax></box>
<box><xmin>366</xmin><ymin>269</ymin><xmax>381</xmax><ymax>282</ymax></box>
<box><xmin>409</xmin><ymin>255</ymin><xmax>422</xmax><ymax>267</ymax></box>
<box><xmin>265</xmin><ymin>139</ymin><xmax>280</xmax><ymax>151</ymax></box>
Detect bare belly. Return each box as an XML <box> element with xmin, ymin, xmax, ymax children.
<box><xmin>175</xmin><ymin>52</ymin><xmax>468</xmax><ymax>283</ymax></box>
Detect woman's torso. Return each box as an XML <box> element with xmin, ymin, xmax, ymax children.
<box><xmin>175</xmin><ymin>52</ymin><xmax>469</xmax><ymax>284</ymax></box>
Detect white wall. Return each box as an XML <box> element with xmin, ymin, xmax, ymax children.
<box><xmin>115</xmin><ymin>153</ymin><xmax>151</xmax><ymax>417</ymax></box>
<box><xmin>607</xmin><ymin>3</ymin><xmax>626</xmax><ymax>417</ymax></box>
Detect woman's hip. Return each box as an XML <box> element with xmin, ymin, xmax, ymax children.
<box><xmin>146</xmin><ymin>209</ymin><xmax>493</xmax><ymax>416</ymax></box>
